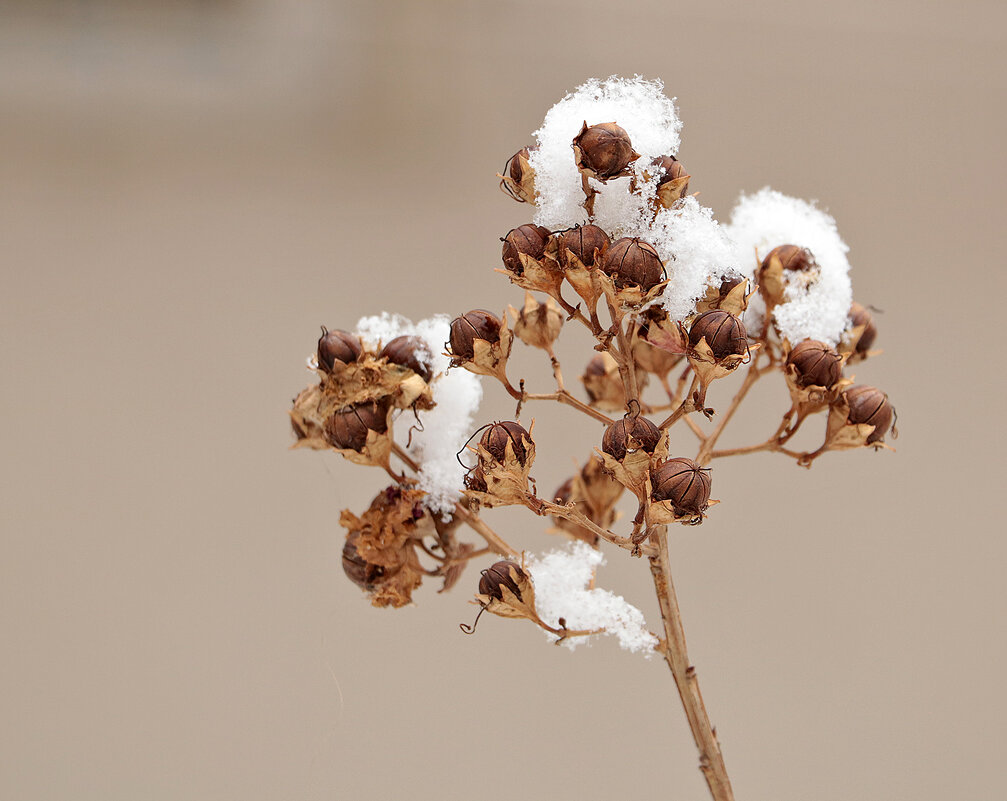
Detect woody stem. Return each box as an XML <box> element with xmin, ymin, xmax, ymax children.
<box><xmin>650</xmin><ymin>525</ymin><xmax>735</xmax><ymax>801</ymax></box>
<box><xmin>695</xmin><ymin>359</ymin><xmax>762</xmax><ymax>465</ymax></box>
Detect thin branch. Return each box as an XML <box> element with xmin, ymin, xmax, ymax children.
<box><xmin>531</xmin><ymin>497</ymin><xmax>657</xmax><ymax>558</ymax></box>
<box><xmin>695</xmin><ymin>360</ymin><xmax>763</xmax><ymax>465</ymax></box>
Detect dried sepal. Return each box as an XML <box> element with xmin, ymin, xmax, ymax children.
<box><xmin>316</xmin><ymin>351</ymin><xmax>435</xmax><ymax>411</ymax></box>
<box><xmin>497</xmin><ymin>146</ymin><xmax>537</xmax><ymax>204</ymax></box>
<box><xmin>510</xmin><ymin>292</ymin><xmax>563</xmax><ymax>350</ymax></box>
<box><xmin>464</xmin><ymin>421</ymin><xmax>536</xmax><ymax>508</ymax></box>
<box><xmin>632</xmin><ymin>314</ymin><xmax>683</xmax><ymax>377</ymax></box>
<box><xmin>694</xmin><ymin>277</ymin><xmax>753</xmax><ymax>317</ymax></box>
<box><xmin>289</xmin><ymin>384</ymin><xmax>329</xmax><ymax>450</ymax></box>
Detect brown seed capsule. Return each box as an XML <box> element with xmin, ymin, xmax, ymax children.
<box><xmin>342</xmin><ymin>531</ymin><xmax>385</xmax><ymax>591</ymax></box>
<box><xmin>317</xmin><ymin>327</ymin><xmax>361</xmax><ymax>371</ymax></box>
<box><xmin>380</xmin><ymin>335</ymin><xmax>433</xmax><ymax>382</ymax></box>
<box><xmin>787</xmin><ymin>339</ymin><xmax>842</xmax><ymax>389</ymax></box>
<box><xmin>449</xmin><ymin>310</ymin><xmax>502</xmax><ymax>360</ymax></box>
<box><xmin>602</xmin><ymin>238</ymin><xmax>664</xmax><ymax>290</ymax></box>
<box><xmin>689</xmin><ymin>310</ymin><xmax>749</xmax><ymax>360</ymax></box>
<box><xmin>652</xmin><ymin>155</ymin><xmax>687</xmax><ymax>186</ymax></box>
<box><xmin>480</xmin><ymin>421</ymin><xmax>532</xmax><ymax>466</ymax></box>
<box><xmin>479</xmin><ymin>560</ymin><xmax>527</xmax><ymax>601</ymax></box>
<box><xmin>501</xmin><ymin>224</ymin><xmax>551</xmax><ymax>275</ymax></box>
<box><xmin>651</xmin><ymin>458</ymin><xmax>712</xmax><ymax>516</ymax></box>
<box><xmin>762</xmin><ymin>244</ymin><xmax>817</xmax><ymax>274</ymax></box>
<box><xmin>602</xmin><ymin>415</ymin><xmax>661</xmax><ymax>461</ymax></box>
<box><xmin>500</xmin><ymin>146</ymin><xmax>537</xmax><ymax>202</ymax></box>
<box><xmin>555</xmin><ymin>224</ymin><xmax>610</xmax><ymax>267</ymax></box>
<box><xmin>849</xmin><ymin>302</ymin><xmax>878</xmax><ymax>353</ymax></box>
<box><xmin>844</xmin><ymin>385</ymin><xmax>894</xmax><ymax>444</ymax></box>
<box><xmin>324</xmin><ymin>401</ymin><xmax>389</xmax><ymax>451</ymax></box>
<box><xmin>573</xmin><ymin>122</ymin><xmax>637</xmax><ymax>179</ymax></box>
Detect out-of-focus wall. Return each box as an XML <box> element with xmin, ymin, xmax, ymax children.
<box><xmin>2</xmin><ymin>3</ymin><xmax>1005</xmax><ymax>800</ymax></box>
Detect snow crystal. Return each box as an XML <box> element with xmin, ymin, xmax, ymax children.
<box><xmin>525</xmin><ymin>542</ymin><xmax>657</xmax><ymax>654</ymax></box>
<box><xmin>355</xmin><ymin>313</ymin><xmax>483</xmax><ymax>515</ymax></box>
<box><xmin>650</xmin><ymin>197</ymin><xmax>746</xmax><ymax>322</ymax></box>
<box><xmin>529</xmin><ymin>76</ymin><xmax>681</xmax><ymax>233</ymax></box>
<box><xmin>727</xmin><ymin>188</ymin><xmax>853</xmax><ymax>345</ymax></box>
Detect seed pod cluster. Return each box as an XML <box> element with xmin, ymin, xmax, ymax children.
<box><xmin>479</xmin><ymin>561</ymin><xmax>527</xmax><ymax>601</ymax></box>
<box><xmin>689</xmin><ymin>310</ymin><xmax>749</xmax><ymax>360</ymax></box>
<box><xmin>317</xmin><ymin>327</ymin><xmax>361</xmax><ymax>371</ymax></box>
<box><xmin>573</xmin><ymin>122</ymin><xmax>638</xmax><ymax>179</ymax></box>
<box><xmin>602</xmin><ymin>237</ymin><xmax>664</xmax><ymax>290</ymax></box>
<box><xmin>651</xmin><ymin>458</ymin><xmax>712</xmax><ymax>516</ymax></box>
<box><xmin>602</xmin><ymin>415</ymin><xmax>661</xmax><ymax>461</ymax></box>
<box><xmin>449</xmin><ymin>309</ymin><xmax>502</xmax><ymax>360</ymax></box>
<box><xmin>555</xmin><ymin>224</ymin><xmax>610</xmax><ymax>267</ymax></box>
<box><xmin>380</xmin><ymin>335</ymin><xmax>433</xmax><ymax>382</ymax></box>
<box><xmin>787</xmin><ymin>340</ymin><xmax>842</xmax><ymax>389</ymax></box>
<box><xmin>502</xmin><ymin>224</ymin><xmax>551</xmax><ymax>275</ymax></box>
<box><xmin>844</xmin><ymin>385</ymin><xmax>894</xmax><ymax>443</ymax></box>
<box><xmin>480</xmin><ymin>421</ymin><xmax>532</xmax><ymax>466</ymax></box>
<box><xmin>324</xmin><ymin>401</ymin><xmax>388</xmax><ymax>452</ymax></box>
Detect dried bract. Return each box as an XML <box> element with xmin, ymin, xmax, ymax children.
<box><xmin>582</xmin><ymin>352</ymin><xmax>628</xmax><ymax>411</ymax></box>
<box><xmin>511</xmin><ymin>293</ymin><xmax>563</xmax><ymax>350</ymax></box>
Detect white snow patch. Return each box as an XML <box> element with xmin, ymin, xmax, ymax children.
<box><xmin>727</xmin><ymin>188</ymin><xmax>853</xmax><ymax>345</ymax></box>
<box><xmin>355</xmin><ymin>312</ymin><xmax>483</xmax><ymax>515</ymax></box>
<box><xmin>529</xmin><ymin>76</ymin><xmax>681</xmax><ymax>233</ymax></box>
<box><xmin>526</xmin><ymin>542</ymin><xmax>657</xmax><ymax>654</ymax></box>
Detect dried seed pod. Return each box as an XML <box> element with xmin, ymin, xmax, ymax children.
<box><xmin>380</xmin><ymin>335</ymin><xmax>433</xmax><ymax>382</ymax></box>
<box><xmin>651</xmin><ymin>458</ymin><xmax>712</xmax><ymax>516</ymax></box>
<box><xmin>762</xmin><ymin>244</ymin><xmax>817</xmax><ymax>274</ymax></box>
<box><xmin>573</xmin><ymin>121</ymin><xmax>637</xmax><ymax>179</ymax></box>
<box><xmin>844</xmin><ymin>385</ymin><xmax>894</xmax><ymax>444</ymax></box>
<box><xmin>449</xmin><ymin>310</ymin><xmax>502</xmax><ymax>360</ymax></box>
<box><xmin>501</xmin><ymin>224</ymin><xmax>551</xmax><ymax>274</ymax></box>
<box><xmin>342</xmin><ymin>531</ymin><xmax>385</xmax><ymax>591</ymax></box>
<box><xmin>652</xmin><ymin>155</ymin><xmax>687</xmax><ymax>186</ymax></box>
<box><xmin>512</xmin><ymin>293</ymin><xmax>563</xmax><ymax>349</ymax></box>
<box><xmin>500</xmin><ymin>146</ymin><xmax>537</xmax><ymax>203</ymax></box>
<box><xmin>582</xmin><ymin>352</ymin><xmax>627</xmax><ymax>410</ymax></box>
<box><xmin>601</xmin><ymin>415</ymin><xmax>661</xmax><ymax>461</ymax></box>
<box><xmin>478</xmin><ymin>560</ymin><xmax>527</xmax><ymax>601</ymax></box>
<box><xmin>602</xmin><ymin>237</ymin><xmax>664</xmax><ymax>290</ymax></box>
<box><xmin>316</xmin><ymin>327</ymin><xmax>361</xmax><ymax>371</ymax></box>
<box><xmin>787</xmin><ymin>339</ymin><xmax>842</xmax><ymax>389</ymax></box>
<box><xmin>689</xmin><ymin>310</ymin><xmax>749</xmax><ymax>360</ymax></box>
<box><xmin>849</xmin><ymin>302</ymin><xmax>878</xmax><ymax>354</ymax></box>
<box><xmin>480</xmin><ymin>421</ymin><xmax>532</xmax><ymax>466</ymax></box>
<box><xmin>555</xmin><ymin>224</ymin><xmax>610</xmax><ymax>267</ymax></box>
<box><xmin>324</xmin><ymin>401</ymin><xmax>389</xmax><ymax>452</ymax></box>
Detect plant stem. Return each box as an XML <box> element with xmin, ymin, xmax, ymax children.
<box><xmin>649</xmin><ymin>525</ymin><xmax>735</xmax><ymax>801</ymax></box>
<box><xmin>695</xmin><ymin>360</ymin><xmax>762</xmax><ymax>465</ymax></box>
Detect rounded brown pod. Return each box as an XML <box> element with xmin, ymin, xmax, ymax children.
<box><xmin>479</xmin><ymin>421</ymin><xmax>532</xmax><ymax>466</ymax></box>
<box><xmin>324</xmin><ymin>401</ymin><xmax>389</xmax><ymax>451</ymax></box>
<box><xmin>849</xmin><ymin>302</ymin><xmax>878</xmax><ymax>354</ymax></box>
<box><xmin>555</xmin><ymin>224</ymin><xmax>610</xmax><ymax>267</ymax></box>
<box><xmin>601</xmin><ymin>415</ymin><xmax>661</xmax><ymax>461</ymax></box>
<box><xmin>317</xmin><ymin>327</ymin><xmax>361</xmax><ymax>371</ymax></box>
<box><xmin>500</xmin><ymin>146</ymin><xmax>536</xmax><ymax>201</ymax></box>
<box><xmin>479</xmin><ymin>560</ymin><xmax>527</xmax><ymax>600</ymax></box>
<box><xmin>342</xmin><ymin>531</ymin><xmax>385</xmax><ymax>591</ymax></box>
<box><xmin>651</xmin><ymin>457</ymin><xmax>712</xmax><ymax>516</ymax></box>
<box><xmin>651</xmin><ymin>155</ymin><xmax>687</xmax><ymax>185</ymax></box>
<box><xmin>761</xmin><ymin>244</ymin><xmax>817</xmax><ymax>273</ymax></box>
<box><xmin>844</xmin><ymin>385</ymin><xmax>895</xmax><ymax>444</ymax></box>
<box><xmin>380</xmin><ymin>335</ymin><xmax>433</xmax><ymax>382</ymax></box>
<box><xmin>573</xmin><ymin>122</ymin><xmax>637</xmax><ymax>179</ymax></box>
<box><xmin>688</xmin><ymin>310</ymin><xmax>749</xmax><ymax>359</ymax></box>
<box><xmin>787</xmin><ymin>339</ymin><xmax>842</xmax><ymax>389</ymax></box>
<box><xmin>602</xmin><ymin>237</ymin><xmax>664</xmax><ymax>290</ymax></box>
<box><xmin>449</xmin><ymin>310</ymin><xmax>502</xmax><ymax>360</ymax></box>
<box><xmin>501</xmin><ymin>224</ymin><xmax>551</xmax><ymax>274</ymax></box>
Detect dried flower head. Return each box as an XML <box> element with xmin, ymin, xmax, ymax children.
<box><xmin>449</xmin><ymin>309</ymin><xmax>502</xmax><ymax>360</ymax></box>
<box><xmin>317</xmin><ymin>327</ymin><xmax>361</xmax><ymax>371</ymax></box>
<box><xmin>787</xmin><ymin>339</ymin><xmax>842</xmax><ymax>389</ymax></box>
<box><xmin>844</xmin><ymin>385</ymin><xmax>895</xmax><ymax>444</ymax></box>
<box><xmin>380</xmin><ymin>335</ymin><xmax>433</xmax><ymax>382</ymax></box>
<box><xmin>499</xmin><ymin>146</ymin><xmax>537</xmax><ymax>203</ymax></box>
<box><xmin>572</xmin><ymin>121</ymin><xmax>638</xmax><ymax>179</ymax></box>
<box><xmin>602</xmin><ymin>237</ymin><xmax>664</xmax><ymax>290</ymax></box>
<box><xmin>688</xmin><ymin>310</ymin><xmax>749</xmax><ymax>360</ymax></box>
<box><xmin>480</xmin><ymin>421</ymin><xmax>532</xmax><ymax>466</ymax></box>
<box><xmin>651</xmin><ymin>457</ymin><xmax>712</xmax><ymax>516</ymax></box>
<box><xmin>324</xmin><ymin>401</ymin><xmax>389</xmax><ymax>452</ymax></box>
<box><xmin>602</xmin><ymin>414</ymin><xmax>661</xmax><ymax>461</ymax></box>
<box><xmin>501</xmin><ymin>224</ymin><xmax>552</xmax><ymax>275</ymax></box>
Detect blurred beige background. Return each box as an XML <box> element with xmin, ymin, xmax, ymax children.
<box><xmin>2</xmin><ymin>1</ymin><xmax>1005</xmax><ymax>799</ymax></box>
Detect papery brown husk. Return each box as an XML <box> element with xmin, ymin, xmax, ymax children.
<box><xmin>549</xmin><ymin>457</ymin><xmax>625</xmax><ymax>545</ymax></box>
<box><xmin>473</xmin><ymin>564</ymin><xmax>541</xmax><ymax>624</ymax></box>
<box><xmin>452</xmin><ymin>310</ymin><xmax>514</xmax><ymax>382</ymax></box>
<box><xmin>510</xmin><ymin>292</ymin><xmax>563</xmax><ymax>350</ymax></box>
<box><xmin>320</xmin><ymin>353</ymin><xmax>435</xmax><ymax>411</ymax></box>
<box><xmin>694</xmin><ymin>278</ymin><xmax>753</xmax><ymax>317</ymax></box>
<box><xmin>463</xmin><ymin>424</ymin><xmax>537</xmax><ymax>508</ymax></box>
<box><xmin>496</xmin><ymin>252</ymin><xmax>566</xmax><ymax>299</ymax></box>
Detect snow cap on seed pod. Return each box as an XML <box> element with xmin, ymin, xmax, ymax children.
<box><xmin>649</xmin><ymin>155</ymin><xmax>691</xmax><ymax>209</ymax></box>
<box><xmin>758</xmin><ymin>244</ymin><xmax>820</xmax><ymax>309</ymax></box>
